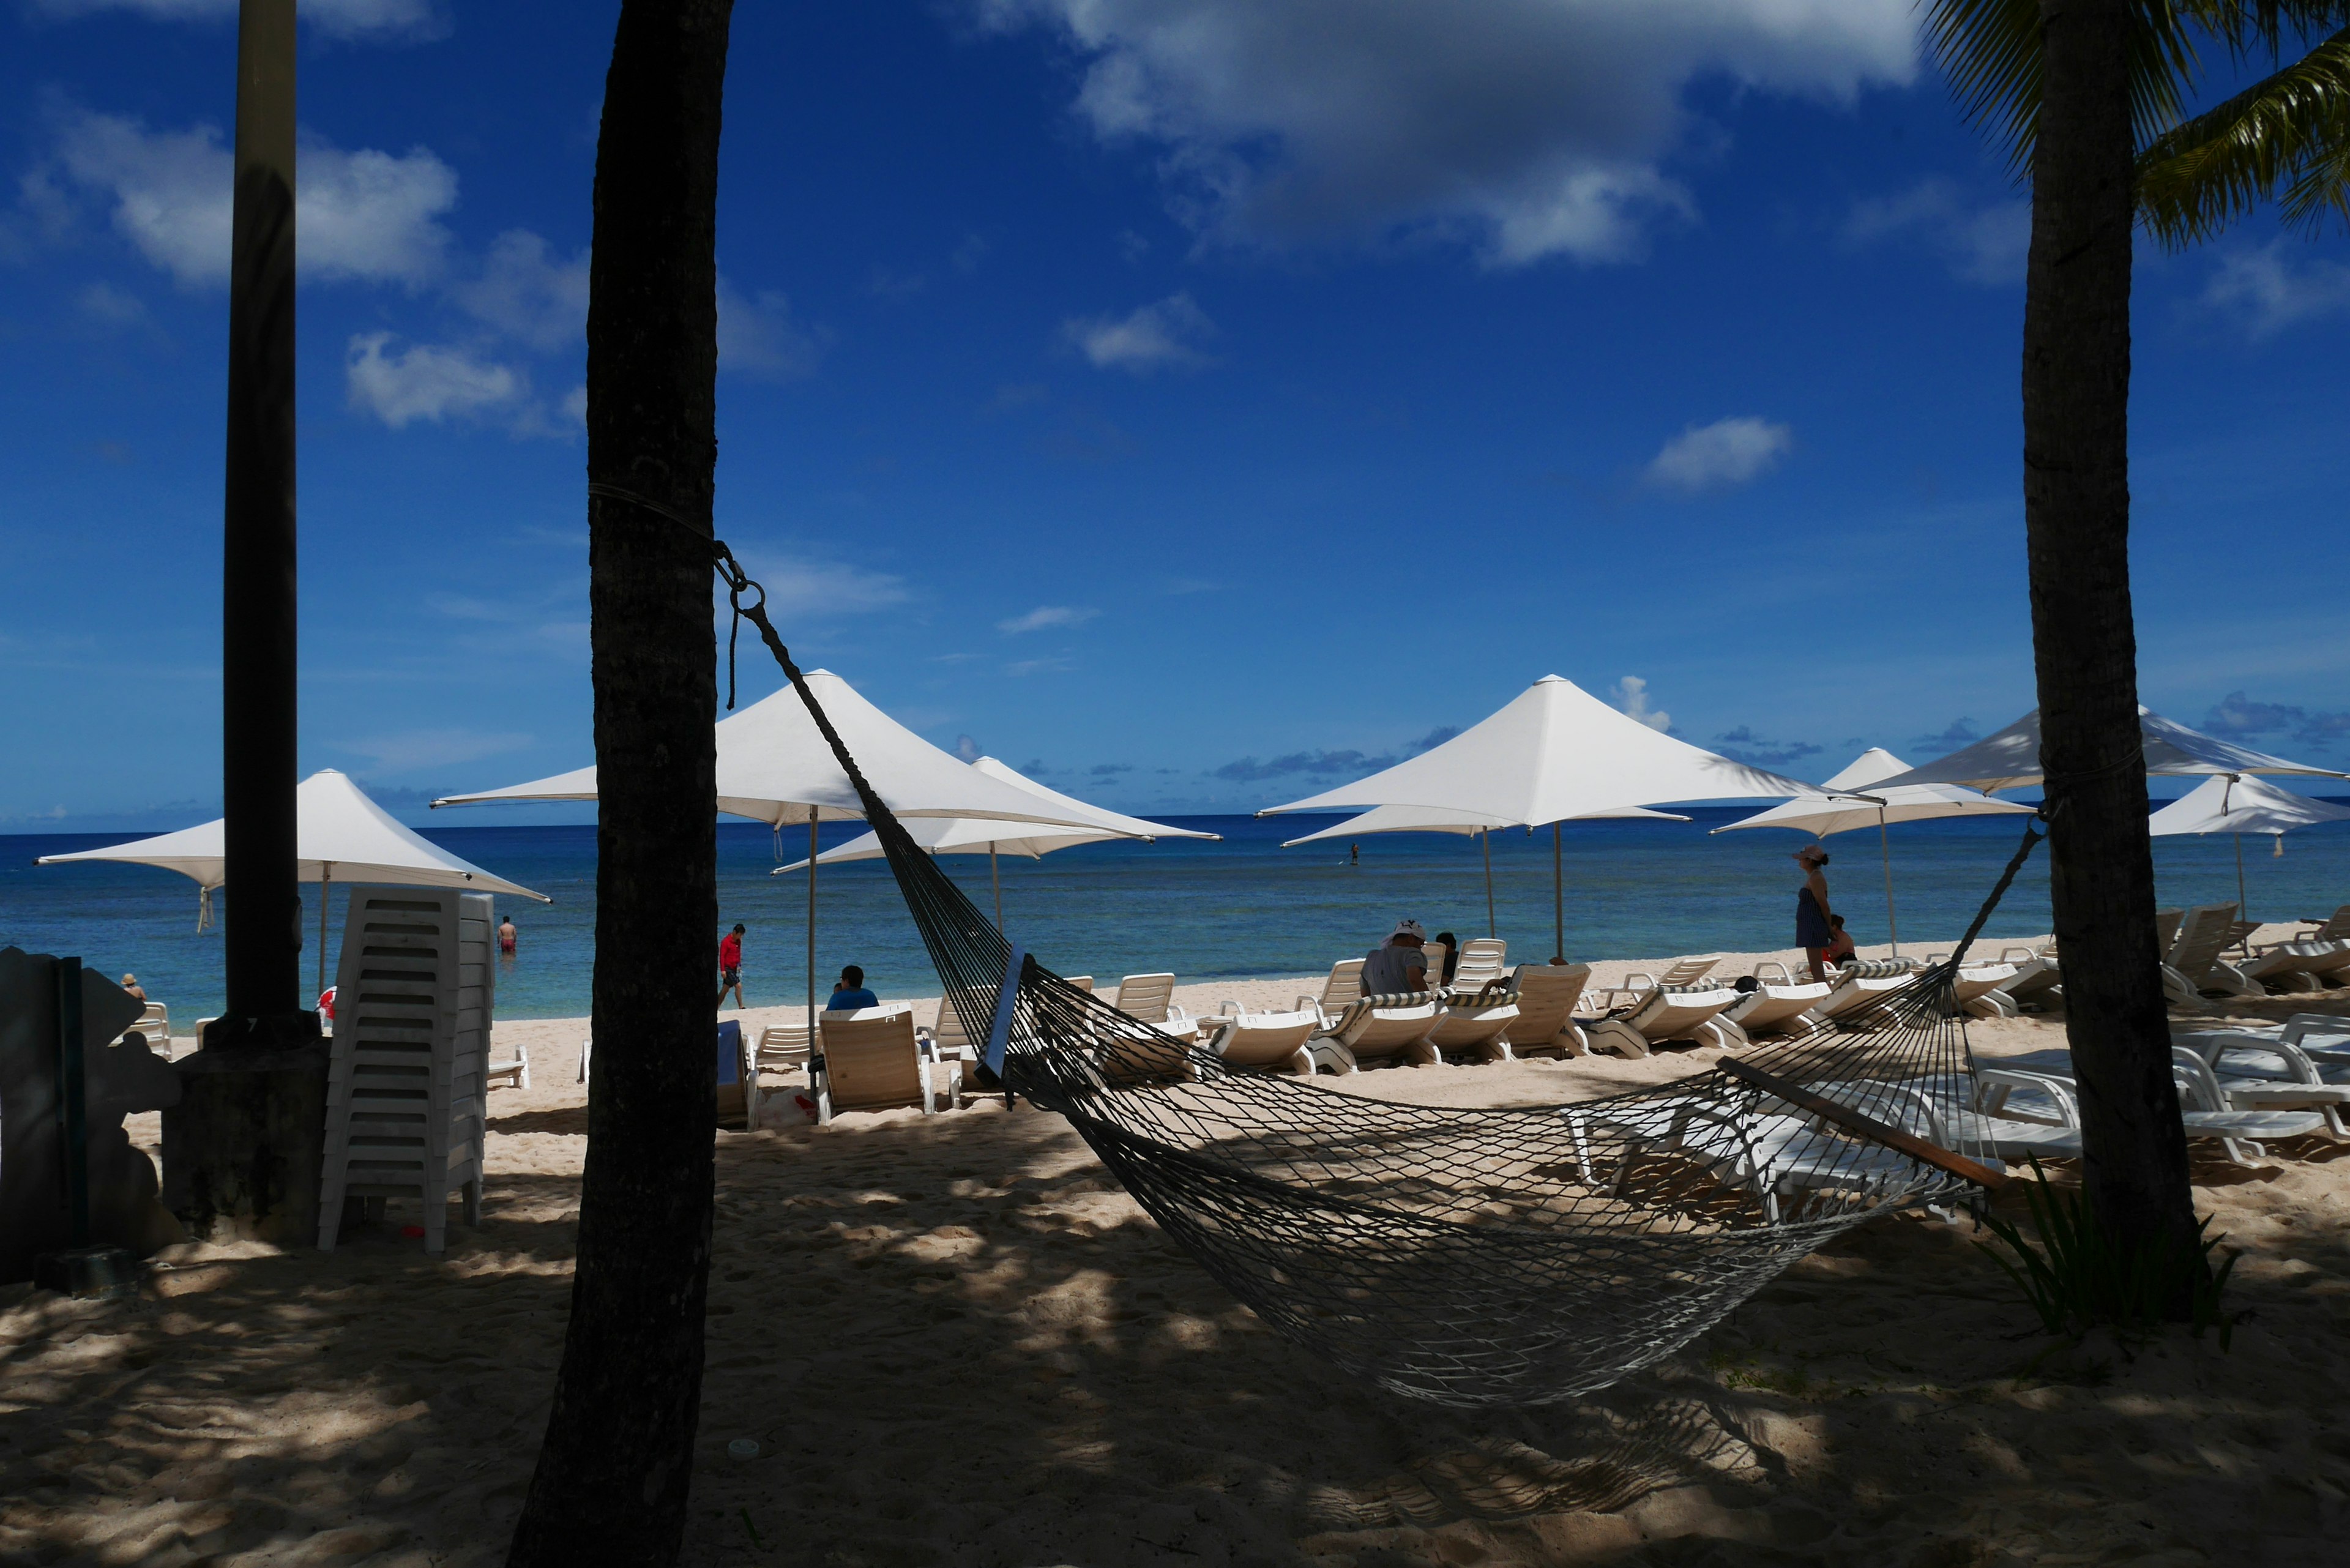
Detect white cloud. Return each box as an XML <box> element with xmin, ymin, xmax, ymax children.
<box><xmin>453</xmin><ymin>230</ymin><xmax>591</xmax><ymax>350</ymax></box>
<box><xmin>998</xmin><ymin>605</ymin><xmax>1099</xmax><ymax>634</ymax></box>
<box><xmin>2204</xmin><ymin>244</ymin><xmax>2350</xmax><ymax>338</ymax></box>
<box><xmin>31</xmin><ymin>0</ymin><xmax>444</xmax><ymax>42</ymax></box>
<box><xmin>1645</xmin><ymin>416</ymin><xmax>1792</xmax><ymax>493</ymax></box>
<box><xmin>718</xmin><ymin>277</ymin><xmax>824</xmax><ymax>378</ymax></box>
<box><xmin>345</xmin><ymin>332</ymin><xmax>525</xmax><ymax>428</ymax></box>
<box><xmin>1845</xmin><ymin>179</ymin><xmax>2027</xmax><ymax>286</ymax></box>
<box><xmin>334</xmin><ymin>728</ymin><xmax>534</xmax><ymax>773</ymax></box>
<box><xmin>1611</xmin><ymin>676</ymin><xmax>1671</xmax><ymax>732</ymax></box>
<box><xmin>749</xmin><ymin>559</ymin><xmax>911</xmax><ymax>617</ymax></box>
<box><xmin>42</xmin><ymin>105</ymin><xmax>455</xmax><ymax>288</ymax></box>
<box><xmin>559</xmin><ymin>384</ymin><xmax>588</xmax><ymax>425</ymax></box>
<box><xmin>974</xmin><ymin>0</ymin><xmax>1915</xmax><ymax>266</ymax></box>
<box><xmin>1062</xmin><ymin>291</ymin><xmax>1216</xmax><ymax>371</ymax></box>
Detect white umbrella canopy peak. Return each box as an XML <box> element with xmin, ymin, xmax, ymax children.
<box><xmin>1259</xmin><ymin>674</ymin><xmax>1818</xmax><ymax>823</ymax></box>
<box><xmin>1874</xmin><ymin>707</ymin><xmax>2346</xmax><ymax>794</ymax></box>
<box><xmin>431</xmin><ymin>670</ymin><xmax>1103</xmax><ymax>829</ymax></box>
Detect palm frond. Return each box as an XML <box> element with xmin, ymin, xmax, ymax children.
<box><xmin>2138</xmin><ymin>28</ymin><xmax>2350</xmax><ymax>243</ymax></box>
<box><xmin>1922</xmin><ymin>0</ymin><xmax>2203</xmax><ymax>174</ymax></box>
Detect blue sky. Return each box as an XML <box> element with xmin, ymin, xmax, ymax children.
<box><xmin>4</xmin><ymin>0</ymin><xmax>2347</xmax><ymax>830</ymax></box>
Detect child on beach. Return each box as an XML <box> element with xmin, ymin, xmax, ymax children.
<box><xmin>1822</xmin><ymin>914</ymin><xmax>1857</xmax><ymax>969</ymax></box>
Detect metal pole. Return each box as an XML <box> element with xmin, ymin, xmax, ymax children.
<box><xmin>219</xmin><ymin>0</ymin><xmax>301</xmax><ymax>1030</ymax></box>
<box><xmin>806</xmin><ymin>807</ymin><xmax>817</xmax><ymax>1039</ymax></box>
<box><xmin>1878</xmin><ymin>810</ymin><xmax>1899</xmax><ymax>957</ymax></box>
<box><xmin>1482</xmin><ymin>829</ymin><xmax>1495</xmax><ymax>939</ymax></box>
<box><xmin>2234</xmin><ymin>832</ymin><xmax>2247</xmax><ymax>927</ymax></box>
<box><xmin>1552</xmin><ymin>819</ymin><xmax>1563</xmax><ymax>961</ymax></box>
<box><xmin>990</xmin><ymin>844</ymin><xmax>1002</xmax><ymax>930</ymax></box>
<box><xmin>318</xmin><ymin>862</ymin><xmax>330</xmax><ymax>996</ymax></box>
<box><xmin>57</xmin><ymin>957</ymin><xmax>88</xmax><ymax>1247</ymax></box>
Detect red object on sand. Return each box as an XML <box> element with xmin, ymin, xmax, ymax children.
<box><xmin>400</xmin><ymin>1225</ymin><xmax>426</xmax><ymax>1239</ymax></box>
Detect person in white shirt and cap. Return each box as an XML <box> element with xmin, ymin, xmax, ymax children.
<box><xmin>1362</xmin><ymin>919</ymin><xmax>1430</xmax><ymax>995</ymax></box>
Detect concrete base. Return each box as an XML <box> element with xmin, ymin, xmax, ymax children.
<box><xmin>34</xmin><ymin>1245</ymin><xmax>140</xmax><ymax>1300</ymax></box>
<box><xmin>162</xmin><ymin>1019</ymin><xmax>326</xmax><ymax>1246</ymax></box>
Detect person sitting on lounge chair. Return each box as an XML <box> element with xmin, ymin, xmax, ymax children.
<box><xmin>1822</xmin><ymin>915</ymin><xmax>1857</xmax><ymax>969</ymax></box>
<box><xmin>1362</xmin><ymin>920</ymin><xmax>1429</xmax><ymax>994</ymax></box>
<box><xmin>827</xmin><ymin>965</ymin><xmax>879</xmax><ymax>1011</ymax></box>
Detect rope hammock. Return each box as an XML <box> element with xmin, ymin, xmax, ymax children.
<box><xmin>622</xmin><ymin>489</ymin><xmax>2043</xmax><ymax>1408</ymax></box>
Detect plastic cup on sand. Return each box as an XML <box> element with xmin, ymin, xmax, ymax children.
<box><xmin>727</xmin><ymin>1439</ymin><xmax>759</xmax><ymax>1460</ymax></box>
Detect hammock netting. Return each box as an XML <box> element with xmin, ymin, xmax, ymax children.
<box><xmin>719</xmin><ymin>583</ymin><xmax>2037</xmax><ymax>1408</ymax></box>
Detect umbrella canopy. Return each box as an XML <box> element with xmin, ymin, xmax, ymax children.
<box><xmin>431</xmin><ymin>670</ymin><xmax>1100</xmax><ymax>829</ymax></box>
<box><xmin>1260</xmin><ymin>674</ymin><xmax>1817</xmax><ymax>822</ymax></box>
<box><xmin>2147</xmin><ymin>773</ymin><xmax>2350</xmax><ymax>921</ymax></box>
<box><xmin>1712</xmin><ymin>747</ymin><xmax>2034</xmax><ymax>956</ymax></box>
<box><xmin>1714</xmin><ymin>748</ymin><xmax>2033</xmax><ymax>838</ymax></box>
<box><xmin>776</xmin><ymin>756</ymin><xmax>1218</xmax><ymax>872</ymax></box>
<box><xmin>1280</xmin><ymin>802</ymin><xmax>1687</xmax><ymax>846</ymax></box>
<box><xmin>2147</xmin><ymin>773</ymin><xmax>2350</xmax><ymax>838</ymax></box>
<box><xmin>1873</xmin><ymin>707</ymin><xmax>2344</xmax><ymax>794</ymax></box>
<box><xmin>40</xmin><ymin>769</ymin><xmax>549</xmax><ymax>901</ymax></box>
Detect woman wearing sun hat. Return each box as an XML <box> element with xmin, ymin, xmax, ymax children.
<box><xmin>1793</xmin><ymin>846</ymin><xmax>1836</xmax><ymax>983</ymax></box>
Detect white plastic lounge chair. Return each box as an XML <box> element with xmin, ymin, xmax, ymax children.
<box><xmin>1584</xmin><ymin>983</ymin><xmax>1747</xmax><ymax>1059</ymax></box>
<box><xmin>744</xmin><ymin>1023</ymin><xmax>813</xmax><ymax>1129</ymax></box>
<box><xmin>2163</xmin><ymin>903</ymin><xmax>2259</xmax><ymax>1002</ymax></box>
<box><xmin>1307</xmin><ymin>993</ymin><xmax>1442</xmax><ymax>1073</ymax></box>
<box><xmin>483</xmin><ymin>1040</ymin><xmax>531</xmax><ymax>1092</ymax></box>
<box><xmin>1201</xmin><ymin>1003</ymin><xmax>1319</xmax><ymax>1076</ymax></box>
<box><xmin>1720</xmin><ymin>963</ymin><xmax>1831</xmax><ymax>1039</ymax></box>
<box><xmin>1065</xmin><ymin>975</ymin><xmax>1095</xmax><ymax>993</ymax></box>
<box><xmin>1419</xmin><ymin>941</ymin><xmax>1449</xmax><ymax>994</ymax></box>
<box><xmin>1807</xmin><ymin>1077</ymin><xmax>2083</xmax><ymax>1165</ymax></box>
<box><xmin>1624</xmin><ymin>956</ymin><xmax>1718</xmax><ymax>991</ymax></box>
<box><xmin>1990</xmin><ymin>946</ymin><xmax>2063</xmax><ymax>1010</ymax></box>
<box><xmin>1608</xmin><ymin>1098</ymin><xmax>1956</xmax><ymax>1226</ymax></box>
<box><xmin>813</xmin><ymin>1007</ymin><xmax>959</xmax><ymax>1122</ymax></box>
<box><xmin>1113</xmin><ymin>972</ymin><xmax>1195</xmax><ymax>1036</ymax></box>
<box><xmin>2170</xmin><ymin>1032</ymin><xmax>2350</xmax><ymax>1135</ymax></box>
<box><xmin>1947</xmin><ymin>960</ymin><xmax>2022</xmax><ymax>1018</ymax></box>
<box><xmin>1295</xmin><ymin>958</ymin><xmax>1366</xmax><ymax>1018</ymax></box>
<box><xmin>1979</xmin><ymin>1055</ymin><xmax>2326</xmax><ymax>1166</ymax></box>
<box><xmin>1808</xmin><ymin>959</ymin><xmax>1920</xmax><ymax>1024</ymax></box>
<box><xmin>119</xmin><ymin>1000</ymin><xmax>171</xmax><ymax>1056</ymax></box>
<box><xmin>1500</xmin><ymin>964</ymin><xmax>1594</xmax><ymax>1058</ymax></box>
<box><xmin>2154</xmin><ymin>906</ymin><xmax>2184</xmax><ymax>954</ymax></box>
<box><xmin>1422</xmin><ymin>991</ymin><xmax>1521</xmax><ymax>1063</ymax></box>
<box><xmin>2232</xmin><ymin>941</ymin><xmax>2350</xmax><ymax>993</ymax></box>
<box><xmin>2291</xmin><ymin>904</ymin><xmax>2350</xmax><ymax>944</ymax></box>
<box><xmin>1449</xmin><ymin>938</ymin><xmax>1509</xmax><ymax>996</ymax></box>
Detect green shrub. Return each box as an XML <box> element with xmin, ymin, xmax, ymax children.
<box><xmin>1977</xmin><ymin>1158</ymin><xmax>2242</xmax><ymax>1349</ymax></box>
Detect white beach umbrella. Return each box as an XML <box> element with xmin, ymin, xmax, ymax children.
<box><xmin>1280</xmin><ymin>802</ymin><xmax>1689</xmax><ymax>949</ymax></box>
<box><xmin>1711</xmin><ymin>747</ymin><xmax>2034</xmax><ymax>954</ymax></box>
<box><xmin>39</xmin><ymin>769</ymin><xmax>549</xmax><ymax>989</ymax></box>
<box><xmin>1873</xmin><ymin>707</ymin><xmax>2346</xmax><ymax>793</ymax></box>
<box><xmin>434</xmin><ymin>673</ymin><xmax>1105</xmax><ymax>1032</ymax></box>
<box><xmin>1263</xmin><ymin>676</ymin><xmax>1815</xmax><ymax>958</ymax></box>
<box><xmin>773</xmin><ymin>756</ymin><xmax>1218</xmax><ymax>927</ymax></box>
<box><xmin>2148</xmin><ymin>773</ymin><xmax>2350</xmax><ymax>920</ymax></box>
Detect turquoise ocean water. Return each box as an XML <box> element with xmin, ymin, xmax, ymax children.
<box><xmin>8</xmin><ymin>807</ymin><xmax>2349</xmax><ymax>1025</ymax></box>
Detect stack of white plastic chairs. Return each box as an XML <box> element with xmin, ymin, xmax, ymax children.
<box><xmin>317</xmin><ymin>887</ymin><xmax>494</xmax><ymax>1253</ymax></box>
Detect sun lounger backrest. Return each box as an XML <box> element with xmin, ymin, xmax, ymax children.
<box><xmin>1420</xmin><ymin>943</ymin><xmax>1449</xmax><ymax>990</ymax></box>
<box><xmin>2153</xmin><ymin>908</ymin><xmax>2184</xmax><ymax>953</ymax></box>
<box><xmin>1320</xmin><ymin>959</ymin><xmax>1365</xmax><ymax>1012</ymax></box>
<box><xmin>1502</xmin><ymin>963</ymin><xmax>1591</xmax><ymax>1042</ymax></box>
<box><xmin>1649</xmin><ymin>957</ymin><xmax>1718</xmax><ymax>988</ymax></box>
<box><xmin>1452</xmin><ymin>938</ymin><xmax>1507</xmax><ymax>991</ymax></box>
<box><xmin>2309</xmin><ymin>905</ymin><xmax>2350</xmax><ymax>944</ymax></box>
<box><xmin>930</xmin><ymin>995</ymin><xmax>976</xmax><ymax>1053</ymax></box>
<box><xmin>819</xmin><ymin>1008</ymin><xmax>925</xmax><ymax>1110</ymax></box>
<box><xmin>756</xmin><ymin>1023</ymin><xmax>812</xmax><ymax>1070</ymax></box>
<box><xmin>2166</xmin><ymin>904</ymin><xmax>2239</xmax><ymax>986</ymax></box>
<box><xmin>1114</xmin><ymin>972</ymin><xmax>1176</xmax><ymax>1023</ymax></box>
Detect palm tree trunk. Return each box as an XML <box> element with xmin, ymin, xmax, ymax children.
<box><xmin>2024</xmin><ymin>0</ymin><xmax>2198</xmax><ymax>1272</ymax></box>
<box><xmin>506</xmin><ymin>3</ymin><xmax>733</xmax><ymax>1562</ymax></box>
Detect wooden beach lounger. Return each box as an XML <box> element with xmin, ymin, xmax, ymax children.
<box><xmin>1305</xmin><ymin>993</ymin><xmax>1442</xmax><ymax>1073</ymax></box>
<box><xmin>814</xmin><ymin>1007</ymin><xmax>959</xmax><ymax>1122</ymax></box>
<box><xmin>1499</xmin><ymin>963</ymin><xmax>1594</xmax><ymax>1057</ymax></box>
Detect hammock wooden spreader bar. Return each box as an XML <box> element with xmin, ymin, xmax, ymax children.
<box><xmin>1720</xmin><ymin>1057</ymin><xmax>2010</xmax><ymax>1190</ymax></box>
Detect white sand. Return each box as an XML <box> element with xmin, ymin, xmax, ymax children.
<box><xmin>11</xmin><ymin>931</ymin><xmax>2350</xmax><ymax>1565</ymax></box>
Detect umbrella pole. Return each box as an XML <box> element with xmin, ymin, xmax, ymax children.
<box><xmin>318</xmin><ymin>862</ymin><xmax>331</xmax><ymax>996</ymax></box>
<box><xmin>1482</xmin><ymin>830</ymin><xmax>1495</xmax><ymax>939</ymax></box>
<box><xmin>806</xmin><ymin>808</ymin><xmax>817</xmax><ymax>1040</ymax></box>
<box><xmin>1878</xmin><ymin>812</ymin><xmax>1898</xmax><ymax>957</ymax></box>
<box><xmin>1552</xmin><ymin>820</ymin><xmax>1563</xmax><ymax>962</ymax></box>
<box><xmin>990</xmin><ymin>844</ymin><xmax>1002</xmax><ymax>931</ymax></box>
<box><xmin>2235</xmin><ymin>831</ymin><xmax>2247</xmax><ymax>927</ymax></box>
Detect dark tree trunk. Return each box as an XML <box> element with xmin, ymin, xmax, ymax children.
<box><xmin>507</xmin><ymin>3</ymin><xmax>734</xmax><ymax>1563</ymax></box>
<box><xmin>2023</xmin><ymin>0</ymin><xmax>2198</xmax><ymax>1269</ymax></box>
